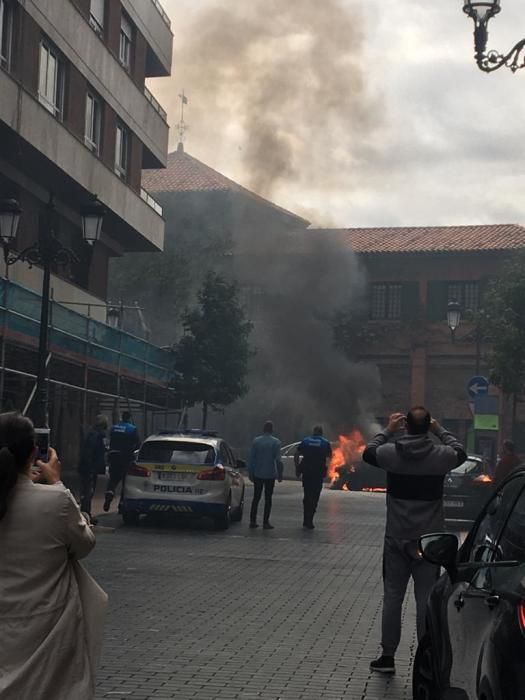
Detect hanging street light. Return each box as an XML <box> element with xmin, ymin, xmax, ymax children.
<box><xmin>81</xmin><ymin>195</ymin><xmax>106</xmax><ymax>246</ymax></box>
<box><xmin>0</xmin><ymin>193</ymin><xmax>104</xmax><ymax>427</ymax></box>
<box><xmin>447</xmin><ymin>300</ymin><xmax>462</xmax><ymax>342</ymax></box>
<box><xmin>463</xmin><ymin>0</ymin><xmax>525</xmax><ymax>72</ymax></box>
<box><xmin>0</xmin><ymin>198</ymin><xmax>22</xmax><ymax>250</ymax></box>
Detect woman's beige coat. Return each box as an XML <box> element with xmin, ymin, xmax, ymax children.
<box><xmin>0</xmin><ymin>476</ymin><xmax>97</xmax><ymax>700</ymax></box>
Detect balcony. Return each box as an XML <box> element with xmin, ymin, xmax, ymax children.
<box><xmin>144</xmin><ymin>85</ymin><xmax>167</xmax><ymax>122</ymax></box>
<box><xmin>25</xmin><ymin>0</ymin><xmax>170</xmax><ymax>166</ymax></box>
<box><xmin>0</xmin><ymin>279</ymin><xmax>174</xmax><ymax>388</ymax></box>
<box><xmin>151</xmin><ymin>0</ymin><xmax>171</xmax><ymax>28</ymax></box>
<box><xmin>0</xmin><ymin>68</ymin><xmax>165</xmax><ymax>252</ymax></box>
<box><xmin>140</xmin><ymin>188</ymin><xmax>163</xmax><ymax>217</ymax></box>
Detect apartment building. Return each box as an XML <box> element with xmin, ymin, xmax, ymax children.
<box><xmin>0</xmin><ymin>0</ymin><xmax>175</xmax><ymax>463</ymax></box>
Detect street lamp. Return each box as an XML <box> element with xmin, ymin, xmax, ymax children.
<box><xmin>0</xmin><ymin>199</ymin><xmax>22</xmax><ymax>246</ymax></box>
<box><xmin>81</xmin><ymin>195</ymin><xmax>106</xmax><ymax>246</ymax></box>
<box><xmin>463</xmin><ymin>0</ymin><xmax>525</xmax><ymax>72</ymax></box>
<box><xmin>0</xmin><ymin>193</ymin><xmax>104</xmax><ymax>427</ymax></box>
<box><xmin>447</xmin><ymin>300</ymin><xmax>462</xmax><ymax>341</ymax></box>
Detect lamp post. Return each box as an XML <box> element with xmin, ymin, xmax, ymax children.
<box><xmin>463</xmin><ymin>1</ymin><xmax>525</xmax><ymax>72</ymax></box>
<box><xmin>447</xmin><ymin>300</ymin><xmax>462</xmax><ymax>342</ymax></box>
<box><xmin>0</xmin><ymin>194</ymin><xmax>105</xmax><ymax>427</ymax></box>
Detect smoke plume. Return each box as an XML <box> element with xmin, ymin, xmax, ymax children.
<box><xmin>160</xmin><ymin>0</ymin><xmax>380</xmax><ymax>207</ymax></box>
<box><xmin>213</xmin><ymin>226</ymin><xmax>381</xmax><ymax>445</ymax></box>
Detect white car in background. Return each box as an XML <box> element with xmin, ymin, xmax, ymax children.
<box><xmin>121</xmin><ymin>430</ymin><xmax>246</xmax><ymax>530</ymax></box>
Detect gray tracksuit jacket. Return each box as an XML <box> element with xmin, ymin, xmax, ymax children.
<box><xmin>362</xmin><ymin>428</ymin><xmax>467</xmax><ymax>540</ymax></box>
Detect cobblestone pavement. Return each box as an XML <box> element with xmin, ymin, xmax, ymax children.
<box><xmin>88</xmin><ymin>482</ymin><xmax>420</xmax><ymax>700</ymax></box>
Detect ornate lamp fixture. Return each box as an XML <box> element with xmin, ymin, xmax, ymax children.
<box><xmin>463</xmin><ymin>0</ymin><xmax>525</xmax><ymax>72</ymax></box>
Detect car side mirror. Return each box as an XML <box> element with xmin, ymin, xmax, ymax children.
<box><xmin>236</xmin><ymin>459</ymin><xmax>247</xmax><ymax>470</ymax></box>
<box><xmin>419</xmin><ymin>533</ymin><xmax>458</xmax><ymax>578</ymax></box>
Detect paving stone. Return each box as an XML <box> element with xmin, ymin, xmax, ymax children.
<box><xmin>89</xmin><ymin>482</ymin><xmax>433</xmax><ymax>700</ymax></box>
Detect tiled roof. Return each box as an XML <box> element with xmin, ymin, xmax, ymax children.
<box><xmin>142</xmin><ymin>144</ymin><xmax>309</xmax><ymax>225</ymax></box>
<box><xmin>339</xmin><ymin>224</ymin><xmax>525</xmax><ymax>254</ymax></box>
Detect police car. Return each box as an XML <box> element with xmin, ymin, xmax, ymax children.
<box><xmin>121</xmin><ymin>430</ymin><xmax>246</xmax><ymax>530</ymax></box>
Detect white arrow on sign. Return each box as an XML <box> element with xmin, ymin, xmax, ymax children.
<box><xmin>470</xmin><ymin>382</ymin><xmax>488</xmax><ymax>396</ymax></box>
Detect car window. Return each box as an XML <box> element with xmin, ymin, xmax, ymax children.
<box><xmin>496</xmin><ymin>487</ymin><xmax>525</xmax><ymax>562</ymax></box>
<box><xmin>451</xmin><ymin>459</ymin><xmax>482</xmax><ymax>475</ymax></box>
<box><xmin>139</xmin><ymin>440</ymin><xmax>216</xmax><ymax>465</ymax></box>
<box><xmin>467</xmin><ymin>475</ymin><xmax>525</xmax><ymax>564</ymax></box>
<box><xmin>225</xmin><ymin>445</ymin><xmax>237</xmax><ymax>467</ymax></box>
<box><xmin>219</xmin><ymin>442</ymin><xmax>232</xmax><ymax>466</ymax></box>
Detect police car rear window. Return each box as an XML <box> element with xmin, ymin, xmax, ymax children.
<box><xmin>139</xmin><ymin>441</ymin><xmax>216</xmax><ymax>465</ymax></box>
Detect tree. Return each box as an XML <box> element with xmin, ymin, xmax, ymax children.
<box><xmin>172</xmin><ymin>272</ymin><xmax>254</xmax><ymax>428</ymax></box>
<box><xmin>482</xmin><ymin>253</ymin><xmax>525</xmax><ymax>397</ymax></box>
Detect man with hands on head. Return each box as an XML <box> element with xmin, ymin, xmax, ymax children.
<box><xmin>362</xmin><ymin>407</ymin><xmax>467</xmax><ymax>675</ymax></box>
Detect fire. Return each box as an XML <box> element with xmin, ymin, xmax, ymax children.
<box><xmin>328</xmin><ymin>429</ymin><xmax>366</xmax><ymax>483</ymax></box>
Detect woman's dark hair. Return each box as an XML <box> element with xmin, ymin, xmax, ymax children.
<box><xmin>0</xmin><ymin>412</ymin><xmax>35</xmax><ymax>522</ymax></box>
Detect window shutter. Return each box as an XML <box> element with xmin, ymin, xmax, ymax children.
<box><xmin>400</xmin><ymin>282</ymin><xmax>419</xmax><ymax>320</ymax></box>
<box><xmin>427</xmin><ymin>281</ymin><xmax>448</xmax><ymax>321</ymax></box>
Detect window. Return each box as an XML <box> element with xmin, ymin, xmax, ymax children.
<box><xmin>0</xmin><ymin>0</ymin><xmax>13</xmax><ymax>70</ymax></box>
<box><xmin>119</xmin><ymin>12</ymin><xmax>132</xmax><ymax>69</ymax></box>
<box><xmin>38</xmin><ymin>42</ymin><xmax>65</xmax><ymax>119</ymax></box>
<box><xmin>466</xmin><ymin>475</ymin><xmax>525</xmax><ymax>564</ymax></box>
<box><xmin>138</xmin><ymin>440</ymin><xmax>216</xmax><ymax>465</ymax></box>
<box><xmin>114</xmin><ymin>122</ymin><xmax>129</xmax><ymax>179</ymax></box>
<box><xmin>447</xmin><ymin>281</ymin><xmax>479</xmax><ymax>313</ymax></box>
<box><xmin>84</xmin><ymin>92</ymin><xmax>102</xmax><ymax>154</ymax></box>
<box><xmin>89</xmin><ymin>0</ymin><xmax>105</xmax><ymax>36</ymax></box>
<box><xmin>496</xmin><ymin>486</ymin><xmax>525</xmax><ymax>562</ymax></box>
<box><xmin>370</xmin><ymin>283</ymin><xmax>402</xmax><ymax>320</ymax></box>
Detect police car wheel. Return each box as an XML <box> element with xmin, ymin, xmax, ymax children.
<box><xmin>214</xmin><ymin>495</ymin><xmax>232</xmax><ymax>530</ymax></box>
<box><xmin>230</xmin><ymin>491</ymin><xmax>244</xmax><ymax>522</ymax></box>
<box><xmin>122</xmin><ymin>511</ymin><xmax>140</xmax><ymax>526</ymax></box>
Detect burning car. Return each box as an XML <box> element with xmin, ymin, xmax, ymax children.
<box><xmin>329</xmin><ymin>430</ymin><xmax>386</xmax><ymax>492</ymax></box>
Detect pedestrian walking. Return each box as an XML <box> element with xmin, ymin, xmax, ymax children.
<box><xmin>0</xmin><ymin>411</ymin><xmax>106</xmax><ymax>700</ymax></box>
<box><xmin>362</xmin><ymin>407</ymin><xmax>467</xmax><ymax>675</ymax></box>
<box><xmin>294</xmin><ymin>425</ymin><xmax>332</xmax><ymax>529</ymax></box>
<box><xmin>494</xmin><ymin>440</ymin><xmax>521</xmax><ymax>485</ymax></box>
<box><xmin>78</xmin><ymin>414</ymin><xmax>108</xmax><ymax>522</ymax></box>
<box><xmin>249</xmin><ymin>421</ymin><xmax>283</xmax><ymax>529</ymax></box>
<box><xmin>103</xmin><ymin>410</ymin><xmax>140</xmax><ymax>512</ymax></box>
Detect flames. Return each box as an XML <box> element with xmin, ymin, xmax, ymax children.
<box><xmin>328</xmin><ymin>429</ymin><xmax>366</xmax><ymax>483</ymax></box>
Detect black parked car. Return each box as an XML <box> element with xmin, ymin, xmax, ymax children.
<box><xmin>413</xmin><ymin>468</ymin><xmax>525</xmax><ymax>700</ymax></box>
<box><xmin>443</xmin><ymin>455</ymin><xmax>494</xmax><ymax>522</ymax></box>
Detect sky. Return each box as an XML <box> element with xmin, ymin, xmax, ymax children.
<box><xmin>149</xmin><ymin>0</ymin><xmax>525</xmax><ymax>228</ymax></box>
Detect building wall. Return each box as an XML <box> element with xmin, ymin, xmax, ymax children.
<box><xmin>356</xmin><ymin>250</ymin><xmax>516</xmax><ymax>461</ymax></box>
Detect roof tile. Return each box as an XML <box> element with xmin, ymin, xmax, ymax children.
<box><xmin>142</xmin><ymin>145</ymin><xmax>308</xmax><ymax>225</ymax></box>
<box><xmin>340</xmin><ymin>225</ymin><xmax>525</xmax><ymax>254</ymax></box>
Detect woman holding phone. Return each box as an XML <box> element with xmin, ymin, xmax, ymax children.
<box><xmin>0</xmin><ymin>411</ymin><xmax>103</xmax><ymax>700</ymax></box>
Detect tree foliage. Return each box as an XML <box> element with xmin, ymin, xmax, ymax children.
<box><xmin>482</xmin><ymin>253</ymin><xmax>525</xmax><ymax>395</ymax></box>
<box><xmin>171</xmin><ymin>273</ymin><xmax>254</xmax><ymax>412</ymax></box>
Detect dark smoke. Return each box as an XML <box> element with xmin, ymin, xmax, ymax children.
<box><xmin>161</xmin><ymin>0</ymin><xmax>380</xmax><ymax>203</ymax></box>
<box><xmin>214</xmin><ymin>227</ymin><xmax>381</xmax><ymax>445</ymax></box>
<box><xmin>151</xmin><ymin>0</ymin><xmax>383</xmax><ymax>444</ymax></box>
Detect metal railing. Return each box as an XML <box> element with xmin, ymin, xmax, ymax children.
<box><xmin>151</xmin><ymin>0</ymin><xmax>171</xmax><ymax>28</ymax></box>
<box><xmin>0</xmin><ymin>279</ymin><xmax>173</xmax><ymax>386</ymax></box>
<box><xmin>144</xmin><ymin>85</ymin><xmax>168</xmax><ymax>122</ymax></box>
<box><xmin>140</xmin><ymin>187</ymin><xmax>163</xmax><ymax>217</ymax></box>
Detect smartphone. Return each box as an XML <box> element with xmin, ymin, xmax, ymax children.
<box><xmin>34</xmin><ymin>428</ymin><xmax>50</xmax><ymax>462</ymax></box>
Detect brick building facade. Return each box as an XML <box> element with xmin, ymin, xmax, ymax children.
<box><xmin>341</xmin><ymin>225</ymin><xmax>525</xmax><ymax>464</ymax></box>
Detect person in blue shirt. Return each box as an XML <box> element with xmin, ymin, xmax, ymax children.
<box><xmin>294</xmin><ymin>426</ymin><xmax>332</xmax><ymax>529</ymax></box>
<box><xmin>103</xmin><ymin>411</ymin><xmax>141</xmax><ymax>512</ymax></box>
<box><xmin>249</xmin><ymin>421</ymin><xmax>283</xmax><ymax>529</ymax></box>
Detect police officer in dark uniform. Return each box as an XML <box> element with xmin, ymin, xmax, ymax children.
<box><xmin>294</xmin><ymin>425</ymin><xmax>332</xmax><ymax>529</ymax></box>
<box><xmin>103</xmin><ymin>411</ymin><xmax>141</xmax><ymax>512</ymax></box>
